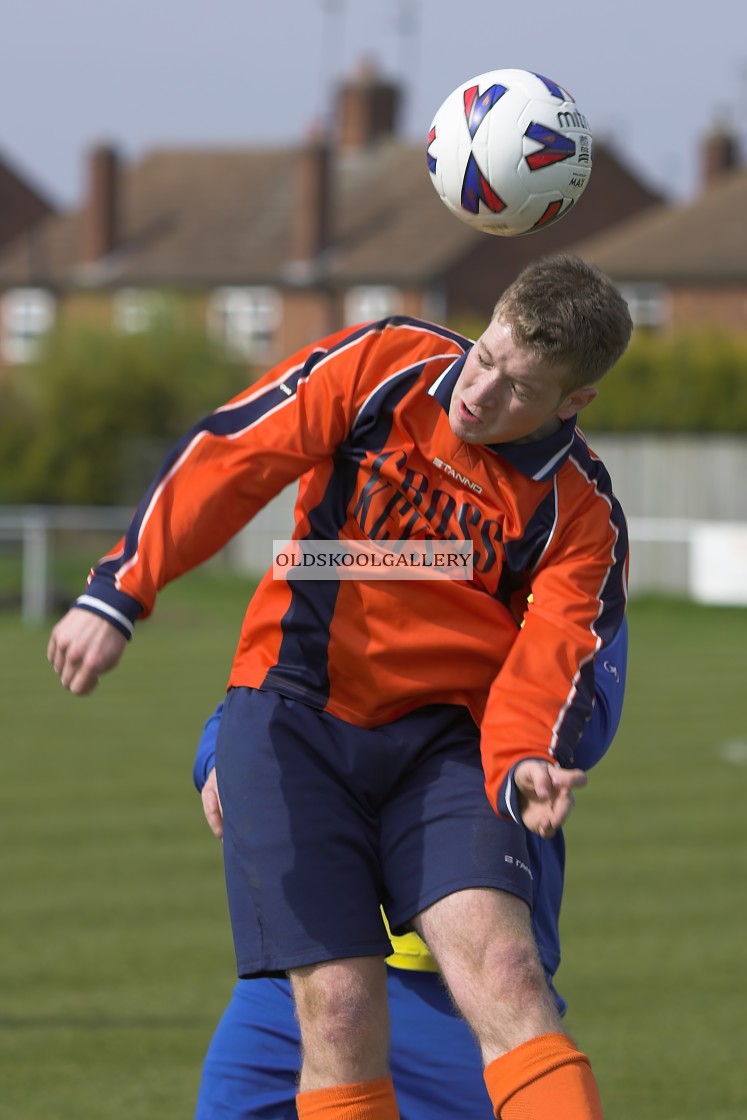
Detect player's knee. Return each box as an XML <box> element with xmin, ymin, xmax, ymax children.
<box><xmin>292</xmin><ymin>961</ymin><xmax>387</xmax><ymax>1053</ymax></box>
<box><xmin>481</xmin><ymin>937</ymin><xmax>548</xmax><ymax>1005</ymax></box>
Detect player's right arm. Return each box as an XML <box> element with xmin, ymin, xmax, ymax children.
<box><xmin>48</xmin><ymin>328</ymin><xmax>360</xmax><ymax>691</ymax></box>
<box><xmin>76</xmin><ymin>326</ymin><xmax>371</xmax><ymax>626</ymax></box>
<box><xmin>47</xmin><ymin>609</ymin><xmax>128</xmax><ymax>695</ymax></box>
<box><xmin>48</xmin><ymin>319</ymin><xmax>451</xmax><ymax>691</ymax></box>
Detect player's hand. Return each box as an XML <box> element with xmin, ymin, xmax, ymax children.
<box><xmin>513</xmin><ymin>759</ymin><xmax>588</xmax><ymax>838</ymax></box>
<box><xmin>47</xmin><ymin>608</ymin><xmax>128</xmax><ymax>695</ymax></box>
<box><xmin>201</xmin><ymin>768</ymin><xmax>224</xmax><ymax>840</ymax></box>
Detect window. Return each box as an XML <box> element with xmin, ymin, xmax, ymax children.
<box><xmin>113</xmin><ymin>289</ymin><xmax>171</xmax><ymax>334</ymax></box>
<box><xmin>208</xmin><ymin>287</ymin><xmax>281</xmax><ymax>360</ymax></box>
<box><xmin>344</xmin><ymin>286</ymin><xmax>402</xmax><ymax>327</ymax></box>
<box><xmin>618</xmin><ymin>283</ymin><xmax>670</xmax><ymax>329</ymax></box>
<box><xmin>1</xmin><ymin>288</ymin><xmax>55</xmax><ymax>363</ymax></box>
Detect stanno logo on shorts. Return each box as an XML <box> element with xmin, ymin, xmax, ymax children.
<box><xmin>432</xmin><ymin>456</ymin><xmax>483</xmax><ymax>494</ymax></box>
<box><xmin>504</xmin><ymin>854</ymin><xmax>533</xmax><ymax>879</ymax></box>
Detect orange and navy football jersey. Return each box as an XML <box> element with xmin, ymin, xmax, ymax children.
<box><xmin>79</xmin><ymin>317</ymin><xmax>628</xmax><ymax>813</ymax></box>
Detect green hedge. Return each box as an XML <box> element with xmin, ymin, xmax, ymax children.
<box><xmin>0</xmin><ymin>323</ymin><xmax>249</xmax><ymax>506</ymax></box>
<box><xmin>582</xmin><ymin>328</ymin><xmax>747</xmax><ymax>432</ymax></box>
<box><xmin>2</xmin><ymin>324</ymin><xmax>746</xmax><ymax>509</ymax></box>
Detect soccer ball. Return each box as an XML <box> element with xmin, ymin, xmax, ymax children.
<box><xmin>426</xmin><ymin>68</ymin><xmax>593</xmax><ymax>236</ymax></box>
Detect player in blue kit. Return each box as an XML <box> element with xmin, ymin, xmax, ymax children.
<box><xmin>190</xmin><ymin>621</ymin><xmax>628</xmax><ymax>1120</ymax></box>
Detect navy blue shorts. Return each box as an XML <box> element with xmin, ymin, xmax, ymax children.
<box><xmin>216</xmin><ymin>687</ymin><xmax>532</xmax><ymax>978</ymax></box>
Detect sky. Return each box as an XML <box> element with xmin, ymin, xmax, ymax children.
<box><xmin>2</xmin><ymin>0</ymin><xmax>745</xmax><ymax>211</ymax></box>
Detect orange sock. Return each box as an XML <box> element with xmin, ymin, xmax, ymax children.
<box><xmin>484</xmin><ymin>1032</ymin><xmax>603</xmax><ymax>1119</ymax></box>
<box><xmin>296</xmin><ymin>1077</ymin><xmax>399</xmax><ymax>1120</ymax></box>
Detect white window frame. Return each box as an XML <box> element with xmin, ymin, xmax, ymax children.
<box><xmin>618</xmin><ymin>283</ymin><xmax>671</xmax><ymax>329</ymax></box>
<box><xmin>344</xmin><ymin>286</ymin><xmax>402</xmax><ymax>327</ymax></box>
<box><xmin>1</xmin><ymin>288</ymin><xmax>55</xmax><ymax>363</ymax></box>
<box><xmin>208</xmin><ymin>287</ymin><xmax>281</xmax><ymax>360</ymax></box>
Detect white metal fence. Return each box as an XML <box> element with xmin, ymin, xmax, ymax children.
<box><xmin>0</xmin><ymin>505</ymin><xmax>132</xmax><ymax>624</ymax></box>
<box><xmin>4</xmin><ymin>436</ymin><xmax>747</xmax><ymax>623</ymax></box>
<box><xmin>3</xmin><ymin>502</ymin><xmax>746</xmax><ymax>626</ymax></box>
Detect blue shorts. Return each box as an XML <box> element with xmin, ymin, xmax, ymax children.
<box><xmin>216</xmin><ymin>688</ymin><xmax>532</xmax><ymax>977</ymax></box>
<box><xmin>194</xmin><ymin>970</ymin><xmax>492</xmax><ymax>1120</ymax></box>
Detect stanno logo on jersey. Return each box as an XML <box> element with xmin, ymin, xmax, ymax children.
<box><xmin>432</xmin><ymin>456</ymin><xmax>483</xmax><ymax>494</ymax></box>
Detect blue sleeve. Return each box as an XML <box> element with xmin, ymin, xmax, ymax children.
<box><xmin>574</xmin><ymin>618</ymin><xmax>628</xmax><ymax>771</ymax></box>
<box><xmin>192</xmin><ymin>702</ymin><xmax>224</xmax><ymax>792</ymax></box>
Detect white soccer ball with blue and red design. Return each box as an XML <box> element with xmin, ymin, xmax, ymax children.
<box><xmin>426</xmin><ymin>68</ymin><xmax>593</xmax><ymax>236</ymax></box>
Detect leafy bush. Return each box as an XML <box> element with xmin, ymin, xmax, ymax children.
<box><xmin>0</xmin><ymin>322</ymin><xmax>250</xmax><ymax>505</ymax></box>
<box><xmin>583</xmin><ymin>329</ymin><xmax>747</xmax><ymax>432</ymax></box>
<box><xmin>2</xmin><ymin>322</ymin><xmax>746</xmax><ymax>510</ymax></box>
<box><xmin>0</xmin><ymin>375</ymin><xmax>41</xmax><ymax>503</ymax></box>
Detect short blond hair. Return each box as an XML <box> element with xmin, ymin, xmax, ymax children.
<box><xmin>492</xmin><ymin>254</ymin><xmax>633</xmax><ymax>388</ymax></box>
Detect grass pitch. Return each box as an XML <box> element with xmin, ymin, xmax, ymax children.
<box><xmin>561</xmin><ymin>597</ymin><xmax>747</xmax><ymax>1119</ymax></box>
<box><xmin>1</xmin><ymin>578</ymin><xmax>745</xmax><ymax>1119</ymax></box>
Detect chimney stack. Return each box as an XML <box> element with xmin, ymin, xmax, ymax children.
<box><xmin>291</xmin><ymin>129</ymin><xmax>332</xmax><ymax>265</ymax></box>
<box><xmin>701</xmin><ymin>126</ymin><xmax>739</xmax><ymax>191</ymax></box>
<box><xmin>337</xmin><ymin>59</ymin><xmax>401</xmax><ymax>150</ymax></box>
<box><xmin>82</xmin><ymin>144</ymin><xmax>118</xmax><ymax>263</ymax></box>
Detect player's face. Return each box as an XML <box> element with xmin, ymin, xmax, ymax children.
<box><xmin>448</xmin><ymin>317</ymin><xmax>594</xmax><ymax>445</ymax></box>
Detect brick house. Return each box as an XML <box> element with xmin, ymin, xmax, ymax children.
<box><xmin>0</xmin><ymin>151</ymin><xmax>55</xmax><ymax>249</ymax></box>
<box><xmin>0</xmin><ymin>152</ymin><xmax>56</xmax><ymax>362</ymax></box>
<box><xmin>569</xmin><ymin>129</ymin><xmax>747</xmax><ymax>333</ymax></box>
<box><xmin>0</xmin><ymin>64</ymin><xmax>663</xmax><ymax>368</ymax></box>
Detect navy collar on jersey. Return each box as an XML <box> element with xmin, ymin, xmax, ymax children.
<box><xmin>428</xmin><ymin>352</ymin><xmax>577</xmax><ymax>483</ymax></box>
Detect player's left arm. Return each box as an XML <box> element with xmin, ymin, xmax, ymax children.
<box><xmin>510</xmin><ymin>617</ymin><xmax>628</xmax><ymax>837</ymax></box>
<box><xmin>482</xmin><ymin>478</ymin><xmax>628</xmax><ymax>832</ymax></box>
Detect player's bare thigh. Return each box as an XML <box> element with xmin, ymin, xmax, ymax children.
<box><xmin>413</xmin><ymin>887</ymin><xmax>563</xmax><ymax>1063</ymax></box>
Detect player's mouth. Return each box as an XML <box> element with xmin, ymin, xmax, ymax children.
<box><xmin>457</xmin><ymin>399</ymin><xmax>483</xmax><ymax>425</ymax></box>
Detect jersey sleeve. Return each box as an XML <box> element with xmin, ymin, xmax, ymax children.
<box><xmin>193</xmin><ymin>702</ymin><xmax>224</xmax><ymax>793</ymax></box>
<box><xmin>76</xmin><ymin>321</ymin><xmax>391</xmax><ymax>634</ymax></box>
<box><xmin>574</xmin><ymin>616</ymin><xmax>628</xmax><ymax>771</ymax></box>
<box><xmin>484</xmin><ymin>474</ymin><xmax>628</xmax><ymax>817</ymax></box>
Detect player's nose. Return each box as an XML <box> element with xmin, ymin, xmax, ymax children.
<box><xmin>471</xmin><ymin>375</ymin><xmax>498</xmax><ymax>409</ymax></box>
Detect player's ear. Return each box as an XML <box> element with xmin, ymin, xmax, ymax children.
<box><xmin>557</xmin><ymin>385</ymin><xmax>597</xmax><ymax>420</ymax></box>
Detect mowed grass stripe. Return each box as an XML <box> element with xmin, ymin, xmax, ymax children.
<box><xmin>561</xmin><ymin>597</ymin><xmax>747</xmax><ymax>1120</ymax></box>
<box><xmin>1</xmin><ymin>580</ymin><xmax>745</xmax><ymax>1118</ymax></box>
